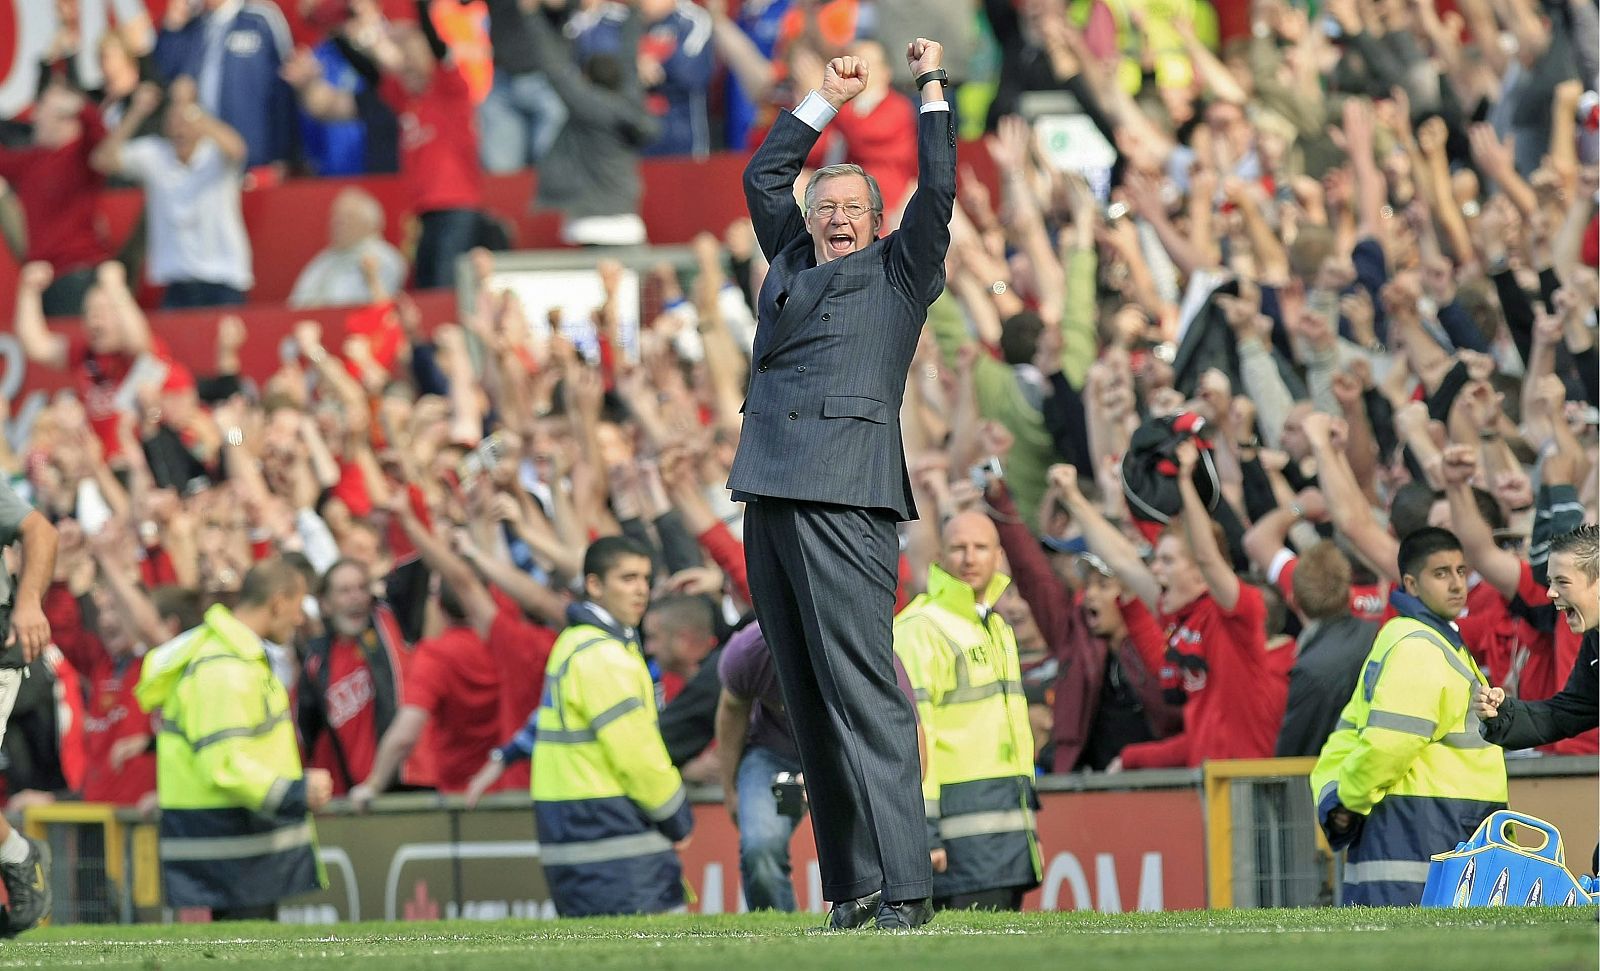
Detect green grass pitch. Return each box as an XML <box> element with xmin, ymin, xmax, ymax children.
<box><xmin>5</xmin><ymin>908</ymin><xmax>1595</xmax><ymax>970</ymax></box>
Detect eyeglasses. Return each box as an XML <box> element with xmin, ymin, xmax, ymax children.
<box><xmin>809</xmin><ymin>203</ymin><xmax>875</xmax><ymax>220</ymax></box>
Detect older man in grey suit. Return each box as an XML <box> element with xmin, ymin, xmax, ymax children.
<box><xmin>727</xmin><ymin>38</ymin><xmax>955</xmax><ymax>931</ymax></box>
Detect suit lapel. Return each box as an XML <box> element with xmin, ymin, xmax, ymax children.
<box><xmin>755</xmin><ymin>239</ymin><xmax>875</xmax><ymax>363</ymax></box>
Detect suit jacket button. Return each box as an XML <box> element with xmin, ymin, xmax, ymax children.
<box><xmin>788</xmin><ymin>412</ymin><xmax>799</xmax><ymax>420</ymax></box>
<box><xmin>820</xmin><ymin>313</ymin><xmax>831</xmax><ymax>321</ymax></box>
<box><xmin>758</xmin><ymin>365</ymin><xmax>768</xmax><ymax>372</ymax></box>
<box><xmin>796</xmin><ymin>365</ymin><xmax>806</xmax><ymax>372</ymax></box>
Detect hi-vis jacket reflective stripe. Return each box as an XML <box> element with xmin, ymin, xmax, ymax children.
<box><xmin>894</xmin><ymin>566</ymin><xmax>1042</xmax><ymax>897</ymax></box>
<box><xmin>531</xmin><ymin>615</ymin><xmax>694</xmax><ymax>917</ymax></box>
<box><xmin>1311</xmin><ymin>611</ymin><xmax>1508</xmax><ymax>906</ymax></box>
<box><xmin>134</xmin><ymin>604</ymin><xmax>324</xmax><ymax>910</ymax></box>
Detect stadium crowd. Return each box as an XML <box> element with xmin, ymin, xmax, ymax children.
<box><xmin>0</xmin><ymin>0</ymin><xmax>1596</xmax><ymax>918</ymax></box>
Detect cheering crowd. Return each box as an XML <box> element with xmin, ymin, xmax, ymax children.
<box><xmin>0</xmin><ymin>0</ymin><xmax>1595</xmax><ymax>922</ymax></box>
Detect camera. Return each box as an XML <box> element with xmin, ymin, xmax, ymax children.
<box><xmin>457</xmin><ymin>432</ymin><xmax>507</xmax><ymax>489</ymax></box>
<box><xmin>969</xmin><ymin>456</ymin><xmax>1004</xmax><ymax>491</ymax></box>
<box><xmin>771</xmin><ymin>772</ymin><xmax>807</xmax><ymax>820</ymax></box>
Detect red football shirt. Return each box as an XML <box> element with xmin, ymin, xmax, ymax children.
<box><xmin>485</xmin><ymin>593</ymin><xmax>558</xmax><ymax>792</ymax></box>
<box><xmin>405</xmin><ymin>624</ymin><xmax>504</xmax><ymax>792</ymax></box>
<box><xmin>0</xmin><ymin>105</ymin><xmax>110</xmax><ymax>273</ymax></box>
<box><xmin>42</xmin><ymin>582</ymin><xmax>139</xmax><ymax>802</ymax></box>
<box><xmin>381</xmin><ymin>65</ymin><xmax>483</xmax><ymax>214</ymax></box>
<box><xmin>309</xmin><ymin>637</ymin><xmax>381</xmax><ymax>795</ymax></box>
<box><xmin>1118</xmin><ymin>585</ymin><xmax>1287</xmax><ymax>769</ymax></box>
<box><xmin>831</xmin><ymin>92</ymin><xmax>919</xmax><ymax>214</ymax></box>
<box><xmin>67</xmin><ymin>334</ymin><xmax>172</xmax><ymax>459</ymax></box>
<box><xmin>79</xmin><ymin>653</ymin><xmax>158</xmax><ymax>806</ymax></box>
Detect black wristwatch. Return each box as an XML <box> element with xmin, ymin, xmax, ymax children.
<box><xmin>915</xmin><ymin>69</ymin><xmax>949</xmax><ymax>90</ymax></box>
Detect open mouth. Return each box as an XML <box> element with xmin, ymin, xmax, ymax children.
<box><xmin>827</xmin><ymin>233</ymin><xmax>854</xmax><ymax>255</ymax></box>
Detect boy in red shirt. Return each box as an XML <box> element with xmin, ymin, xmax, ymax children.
<box><xmin>358</xmin><ymin>3</ymin><xmax>485</xmax><ymax>290</ymax></box>
<box><xmin>1056</xmin><ymin>449</ymin><xmax>1288</xmax><ymax>771</ymax></box>
<box><xmin>14</xmin><ymin>260</ymin><xmax>168</xmax><ymax>461</ymax></box>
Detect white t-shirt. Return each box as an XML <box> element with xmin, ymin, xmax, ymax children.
<box><xmin>119</xmin><ymin>136</ymin><xmax>254</xmax><ymax>290</ymax></box>
<box><xmin>287</xmin><ymin>238</ymin><xmax>408</xmax><ymax>308</ymax></box>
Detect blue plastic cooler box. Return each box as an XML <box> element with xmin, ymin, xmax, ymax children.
<box><xmin>1421</xmin><ymin>810</ymin><xmax>1598</xmax><ymax>907</ymax></box>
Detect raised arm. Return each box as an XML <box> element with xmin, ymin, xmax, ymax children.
<box><xmin>1439</xmin><ymin>444</ymin><xmax>1521</xmax><ymax>600</ymax></box>
<box><xmin>1175</xmin><ymin>439</ymin><xmax>1239</xmax><ymax>610</ymax></box>
<box><xmin>740</xmin><ymin>58</ymin><xmax>842</xmax><ymax>260</ymax></box>
<box><xmin>1305</xmin><ymin>411</ymin><xmax>1400</xmax><ymax>584</ymax></box>
<box><xmin>386</xmin><ymin>493</ymin><xmax>499</xmax><ymax>639</ymax></box>
<box><xmin>1051</xmin><ymin>462</ymin><xmax>1161</xmax><ymax>611</ymax></box>
<box><xmin>885</xmin><ymin>39</ymin><xmax>956</xmax><ymax>303</ymax></box>
<box><xmin>13</xmin><ymin>263</ymin><xmax>67</xmax><ymax>367</ymax></box>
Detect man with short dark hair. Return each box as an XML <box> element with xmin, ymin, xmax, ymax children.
<box><xmin>1275</xmin><ymin>542</ymin><xmax>1381</xmax><ymax>757</ymax></box>
<box><xmin>136</xmin><ymin>559</ymin><xmax>331</xmax><ymax>920</ymax></box>
<box><xmin>532</xmin><ymin>536</ymin><xmax>694</xmax><ymax>917</ymax></box>
<box><xmin>1310</xmin><ymin>527</ymin><xmax>1508</xmax><ymax>906</ymax></box>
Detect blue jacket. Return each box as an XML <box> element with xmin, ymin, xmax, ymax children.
<box><xmin>637</xmin><ymin>2</ymin><xmax>714</xmax><ymax>157</ymax></box>
<box><xmin>155</xmin><ymin>1</ymin><xmax>295</xmax><ymax>168</ymax></box>
<box><xmin>297</xmin><ymin>41</ymin><xmax>368</xmax><ymax>176</ymax></box>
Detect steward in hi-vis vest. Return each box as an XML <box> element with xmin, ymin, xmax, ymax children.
<box><xmin>531</xmin><ymin>537</ymin><xmax>693</xmax><ymax>916</ymax></box>
<box><xmin>1312</xmin><ymin>529</ymin><xmax>1507</xmax><ymax>906</ymax></box>
<box><xmin>894</xmin><ymin>513</ymin><xmax>1041</xmax><ymax>911</ymax></box>
<box><xmin>135</xmin><ymin>562</ymin><xmax>330</xmax><ymax>916</ymax></box>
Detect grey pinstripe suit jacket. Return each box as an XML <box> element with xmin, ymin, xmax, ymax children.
<box><xmin>726</xmin><ymin>106</ymin><xmax>958</xmax><ymax>521</ymax></box>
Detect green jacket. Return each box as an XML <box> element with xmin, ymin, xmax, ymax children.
<box><xmin>927</xmin><ymin>247</ymin><xmax>1097</xmax><ymax>530</ymax></box>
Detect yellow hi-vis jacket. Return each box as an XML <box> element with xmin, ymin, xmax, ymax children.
<box><xmin>134</xmin><ymin>604</ymin><xmax>324</xmax><ymax>910</ymax></box>
<box><xmin>1069</xmin><ymin>0</ymin><xmax>1220</xmax><ymax>95</ymax></box>
<box><xmin>531</xmin><ymin>608</ymin><xmax>694</xmax><ymax>917</ymax></box>
<box><xmin>1310</xmin><ymin>605</ymin><xmax>1508</xmax><ymax>906</ymax></box>
<box><xmin>894</xmin><ymin>565</ymin><xmax>1042</xmax><ymax>897</ymax></box>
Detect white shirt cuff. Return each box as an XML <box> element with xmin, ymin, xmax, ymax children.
<box><xmin>1266</xmin><ymin>548</ymin><xmax>1296</xmax><ymax>586</ymax></box>
<box><xmin>919</xmin><ymin>101</ymin><xmax>950</xmax><ymax>113</ymax></box>
<box><xmin>791</xmin><ymin>91</ymin><xmax>838</xmax><ymax>132</ymax></box>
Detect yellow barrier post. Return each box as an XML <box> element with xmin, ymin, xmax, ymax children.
<box><xmin>1202</xmin><ymin>758</ymin><xmax>1320</xmax><ymax>909</ymax></box>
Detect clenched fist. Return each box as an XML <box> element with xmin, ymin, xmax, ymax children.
<box><xmin>1472</xmin><ymin>683</ymin><xmax>1505</xmax><ymax>720</ymax></box>
<box><xmin>819</xmin><ymin>56</ymin><xmax>867</xmax><ymax>110</ymax></box>
<box><xmin>907</xmin><ymin>37</ymin><xmax>944</xmax><ymax>78</ymax></box>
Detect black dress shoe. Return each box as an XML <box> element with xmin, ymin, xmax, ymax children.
<box><xmin>819</xmin><ymin>890</ymin><xmax>883</xmax><ymax>931</ymax></box>
<box><xmin>875</xmin><ymin>897</ymin><xmax>934</xmax><ymax>931</ymax></box>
